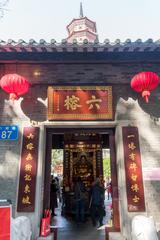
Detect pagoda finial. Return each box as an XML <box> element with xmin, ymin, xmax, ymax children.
<box><xmin>80</xmin><ymin>2</ymin><xmax>84</xmax><ymax>18</ymax></box>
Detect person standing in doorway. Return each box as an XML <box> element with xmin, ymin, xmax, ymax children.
<box><xmin>90</xmin><ymin>178</ymin><xmax>105</xmax><ymax>227</ymax></box>
<box><xmin>50</xmin><ymin>176</ymin><xmax>58</xmax><ymax>216</ymax></box>
<box><xmin>55</xmin><ymin>177</ymin><xmax>62</xmax><ymax>203</ymax></box>
<box><xmin>107</xmin><ymin>180</ymin><xmax>112</xmax><ymax>200</ymax></box>
<box><xmin>74</xmin><ymin>176</ymin><xmax>86</xmax><ymax>223</ymax></box>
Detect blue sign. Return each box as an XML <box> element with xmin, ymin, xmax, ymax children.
<box><xmin>0</xmin><ymin>125</ymin><xmax>18</xmax><ymax>140</ymax></box>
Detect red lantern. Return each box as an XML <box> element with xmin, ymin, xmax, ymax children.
<box><xmin>0</xmin><ymin>74</ymin><xmax>30</xmax><ymax>100</ymax></box>
<box><xmin>131</xmin><ymin>72</ymin><xmax>159</xmax><ymax>103</ymax></box>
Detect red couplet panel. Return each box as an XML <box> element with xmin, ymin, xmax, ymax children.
<box><xmin>122</xmin><ymin>126</ymin><xmax>145</xmax><ymax>212</ymax></box>
<box><xmin>0</xmin><ymin>206</ymin><xmax>10</xmax><ymax>240</ymax></box>
<box><xmin>17</xmin><ymin>127</ymin><xmax>40</xmax><ymax>212</ymax></box>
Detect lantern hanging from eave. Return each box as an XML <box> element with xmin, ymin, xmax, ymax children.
<box><xmin>131</xmin><ymin>71</ymin><xmax>159</xmax><ymax>103</ymax></box>
<box><xmin>0</xmin><ymin>73</ymin><xmax>30</xmax><ymax>101</ymax></box>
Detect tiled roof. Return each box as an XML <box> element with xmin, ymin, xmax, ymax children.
<box><xmin>0</xmin><ymin>38</ymin><xmax>160</xmax><ymax>52</ymax></box>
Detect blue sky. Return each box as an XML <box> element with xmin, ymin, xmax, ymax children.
<box><xmin>0</xmin><ymin>0</ymin><xmax>160</xmax><ymax>43</ymax></box>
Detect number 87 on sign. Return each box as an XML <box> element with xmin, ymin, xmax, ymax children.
<box><xmin>0</xmin><ymin>125</ymin><xmax>18</xmax><ymax>140</ymax></box>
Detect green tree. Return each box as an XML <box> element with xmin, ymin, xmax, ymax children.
<box><xmin>103</xmin><ymin>156</ymin><xmax>111</xmax><ymax>178</ymax></box>
<box><xmin>51</xmin><ymin>149</ymin><xmax>63</xmax><ymax>167</ymax></box>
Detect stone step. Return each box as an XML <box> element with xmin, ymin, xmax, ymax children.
<box><xmin>37</xmin><ymin>233</ymin><xmax>54</xmax><ymax>240</ymax></box>
<box><xmin>109</xmin><ymin>232</ymin><xmax>126</xmax><ymax>240</ymax></box>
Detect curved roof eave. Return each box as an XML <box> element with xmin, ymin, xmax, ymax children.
<box><xmin>0</xmin><ymin>39</ymin><xmax>160</xmax><ymax>63</ymax></box>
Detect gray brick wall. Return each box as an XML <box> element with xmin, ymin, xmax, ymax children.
<box><xmin>0</xmin><ymin>61</ymin><xmax>160</xmax><ymax>238</ymax></box>
<box><xmin>0</xmin><ymin>135</ymin><xmax>22</xmax><ymax>215</ymax></box>
<box><xmin>2</xmin><ymin>62</ymin><xmax>160</xmax><ymax>85</ymax></box>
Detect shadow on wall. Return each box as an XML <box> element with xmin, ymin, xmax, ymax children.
<box><xmin>114</xmin><ymin>84</ymin><xmax>160</xmax><ymax>119</ymax></box>
<box><xmin>21</xmin><ymin>85</ymin><xmax>48</xmax><ymax>122</ymax></box>
<box><xmin>0</xmin><ymin>85</ymin><xmax>47</xmax><ymax>123</ymax></box>
<box><xmin>137</xmin><ymin>85</ymin><xmax>160</xmax><ymax>119</ymax></box>
<box><xmin>138</xmin><ymin>93</ymin><xmax>160</xmax><ymax>119</ymax></box>
<box><xmin>0</xmin><ymin>94</ymin><xmax>24</xmax><ymax>125</ymax></box>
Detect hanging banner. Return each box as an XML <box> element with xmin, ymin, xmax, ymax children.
<box><xmin>17</xmin><ymin>127</ymin><xmax>39</xmax><ymax>212</ymax></box>
<box><xmin>48</xmin><ymin>86</ymin><xmax>113</xmax><ymax>120</ymax></box>
<box><xmin>122</xmin><ymin>126</ymin><xmax>145</xmax><ymax>212</ymax></box>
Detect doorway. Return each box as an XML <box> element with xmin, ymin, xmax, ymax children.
<box><xmin>43</xmin><ymin>128</ymin><xmax>120</xmax><ymax>231</ymax></box>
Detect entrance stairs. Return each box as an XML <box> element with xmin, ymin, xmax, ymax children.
<box><xmin>108</xmin><ymin>232</ymin><xmax>126</xmax><ymax>240</ymax></box>
<box><xmin>37</xmin><ymin>234</ymin><xmax>54</xmax><ymax>240</ymax></box>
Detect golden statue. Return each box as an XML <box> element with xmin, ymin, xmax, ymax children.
<box><xmin>73</xmin><ymin>154</ymin><xmax>93</xmax><ymax>188</ymax></box>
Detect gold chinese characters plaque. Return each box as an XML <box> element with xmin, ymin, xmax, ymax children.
<box><xmin>48</xmin><ymin>86</ymin><xmax>113</xmax><ymax>120</ymax></box>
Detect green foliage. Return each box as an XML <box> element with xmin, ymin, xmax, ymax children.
<box><xmin>103</xmin><ymin>156</ymin><xmax>111</xmax><ymax>178</ymax></box>
<box><xmin>51</xmin><ymin>149</ymin><xmax>63</xmax><ymax>167</ymax></box>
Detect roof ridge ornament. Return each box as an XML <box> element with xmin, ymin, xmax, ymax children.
<box><xmin>80</xmin><ymin>2</ymin><xmax>84</xmax><ymax>18</ymax></box>
<box><xmin>18</xmin><ymin>39</ymin><xmax>27</xmax><ymax>45</ymax></box>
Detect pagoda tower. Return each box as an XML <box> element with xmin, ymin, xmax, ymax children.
<box><xmin>66</xmin><ymin>3</ymin><xmax>98</xmax><ymax>43</ymax></box>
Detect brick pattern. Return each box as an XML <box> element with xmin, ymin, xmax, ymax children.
<box><xmin>0</xmin><ymin>139</ymin><xmax>22</xmax><ymax>214</ymax></box>
<box><xmin>0</xmin><ymin>61</ymin><xmax>160</xmax><ymax>236</ymax></box>
<box><xmin>2</xmin><ymin>62</ymin><xmax>160</xmax><ymax>85</ymax></box>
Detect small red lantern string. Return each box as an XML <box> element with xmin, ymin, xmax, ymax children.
<box><xmin>0</xmin><ymin>73</ymin><xmax>30</xmax><ymax>101</ymax></box>
<box><xmin>131</xmin><ymin>71</ymin><xmax>159</xmax><ymax>103</ymax></box>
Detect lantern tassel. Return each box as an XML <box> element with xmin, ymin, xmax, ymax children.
<box><xmin>9</xmin><ymin>93</ymin><xmax>18</xmax><ymax>101</ymax></box>
<box><xmin>142</xmin><ymin>90</ymin><xmax>150</xmax><ymax>103</ymax></box>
